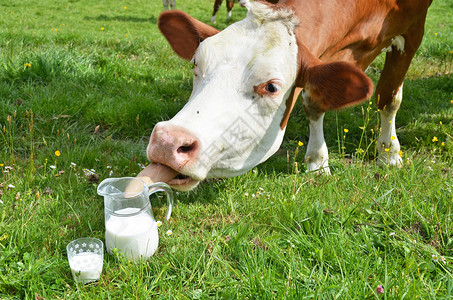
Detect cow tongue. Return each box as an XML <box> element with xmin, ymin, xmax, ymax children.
<box><xmin>136</xmin><ymin>163</ymin><xmax>179</xmax><ymax>186</ymax></box>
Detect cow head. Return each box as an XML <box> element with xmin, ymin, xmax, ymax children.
<box><xmin>143</xmin><ymin>1</ymin><xmax>372</xmax><ymax>191</ymax></box>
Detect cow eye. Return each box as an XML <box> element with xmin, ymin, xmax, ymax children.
<box><xmin>253</xmin><ymin>80</ymin><xmax>282</xmax><ymax>97</ymax></box>
<box><xmin>265</xmin><ymin>83</ymin><xmax>279</xmax><ymax>94</ymax></box>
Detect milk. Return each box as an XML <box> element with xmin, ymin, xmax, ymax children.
<box><xmin>105</xmin><ymin>207</ymin><xmax>158</xmax><ymax>261</ymax></box>
<box><xmin>69</xmin><ymin>252</ymin><xmax>103</xmax><ymax>284</ymax></box>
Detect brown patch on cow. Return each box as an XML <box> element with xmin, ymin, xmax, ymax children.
<box><xmin>280</xmin><ymin>86</ymin><xmax>302</xmax><ymax>129</ymax></box>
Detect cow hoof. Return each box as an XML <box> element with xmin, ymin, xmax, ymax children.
<box><xmin>305</xmin><ymin>162</ymin><xmax>331</xmax><ymax>175</ymax></box>
<box><xmin>377</xmin><ymin>153</ymin><xmax>402</xmax><ymax>167</ymax></box>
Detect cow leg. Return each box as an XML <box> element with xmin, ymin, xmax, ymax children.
<box><xmin>302</xmin><ymin>91</ymin><xmax>331</xmax><ymax>175</ymax></box>
<box><xmin>377</xmin><ymin>82</ymin><xmax>403</xmax><ymax>166</ymax></box>
<box><xmin>375</xmin><ymin>19</ymin><xmax>426</xmax><ymax>166</ymax></box>
<box><xmin>162</xmin><ymin>0</ymin><xmax>168</xmax><ymax>10</ymax></box>
<box><xmin>170</xmin><ymin>0</ymin><xmax>176</xmax><ymax>10</ymax></box>
<box><xmin>226</xmin><ymin>1</ymin><xmax>234</xmax><ymax>20</ymax></box>
<box><xmin>211</xmin><ymin>0</ymin><xmax>223</xmax><ymax>23</ymax></box>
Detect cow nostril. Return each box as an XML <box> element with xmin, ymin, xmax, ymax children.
<box><xmin>177</xmin><ymin>142</ymin><xmax>196</xmax><ymax>154</ymax></box>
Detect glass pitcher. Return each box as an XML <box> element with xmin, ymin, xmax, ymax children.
<box><xmin>97</xmin><ymin>177</ymin><xmax>173</xmax><ymax>261</ymax></box>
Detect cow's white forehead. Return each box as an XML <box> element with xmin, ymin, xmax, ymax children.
<box><xmin>194</xmin><ymin>2</ymin><xmax>299</xmax><ymax>75</ymax></box>
<box><xmin>245</xmin><ymin>1</ymin><xmax>299</xmax><ymax>31</ymax></box>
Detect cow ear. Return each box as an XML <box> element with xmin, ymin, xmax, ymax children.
<box><xmin>158</xmin><ymin>10</ymin><xmax>220</xmax><ymax>60</ymax></box>
<box><xmin>305</xmin><ymin>62</ymin><xmax>373</xmax><ymax>110</ymax></box>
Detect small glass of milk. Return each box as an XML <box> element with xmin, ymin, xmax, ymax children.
<box><xmin>66</xmin><ymin>237</ymin><xmax>104</xmax><ymax>284</ymax></box>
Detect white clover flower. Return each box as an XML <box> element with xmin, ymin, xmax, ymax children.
<box><xmin>83</xmin><ymin>168</ymin><xmax>96</xmax><ymax>176</ymax></box>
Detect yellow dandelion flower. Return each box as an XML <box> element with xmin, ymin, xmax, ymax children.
<box><xmin>123</xmin><ymin>6</ymin><xmax>127</xmax><ymax>9</ymax></box>
<box><xmin>344</xmin><ymin>129</ymin><xmax>349</xmax><ymax>133</ymax></box>
<box><xmin>450</xmin><ymin>50</ymin><xmax>453</xmax><ymax>54</ymax></box>
<box><xmin>389</xmin><ymin>120</ymin><xmax>392</xmax><ymax>123</ymax></box>
<box><xmin>384</xmin><ymin>148</ymin><xmax>390</xmax><ymax>152</ymax></box>
<box><xmin>432</xmin><ymin>136</ymin><xmax>438</xmax><ymax>142</ymax></box>
<box><xmin>451</xmin><ymin>100</ymin><xmax>453</xmax><ymax>104</ymax></box>
<box><xmin>55</xmin><ymin>28</ymin><xmax>57</xmax><ymax>32</ymax></box>
<box><xmin>125</xmin><ymin>34</ymin><xmax>128</xmax><ymax>37</ymax></box>
<box><xmin>434</xmin><ymin>32</ymin><xmax>438</xmax><ymax>36</ymax></box>
<box><xmin>398</xmin><ymin>150</ymin><xmax>403</xmax><ymax>157</ymax></box>
<box><xmin>0</xmin><ymin>163</ymin><xmax>4</xmax><ymax>167</ymax></box>
<box><xmin>391</xmin><ymin>136</ymin><xmax>395</xmax><ymax>140</ymax></box>
<box><xmin>55</xmin><ymin>150</ymin><xmax>61</xmax><ymax>156</ymax></box>
<box><xmin>441</xmin><ymin>142</ymin><xmax>445</xmax><ymax>146</ymax></box>
<box><xmin>298</xmin><ymin>141</ymin><xmax>304</xmax><ymax>146</ymax></box>
<box><xmin>101</xmin><ymin>27</ymin><xmax>105</xmax><ymax>31</ymax></box>
<box><xmin>24</xmin><ymin>63</ymin><xmax>31</xmax><ymax>68</ymax></box>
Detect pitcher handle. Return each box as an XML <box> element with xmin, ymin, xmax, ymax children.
<box><xmin>148</xmin><ymin>182</ymin><xmax>174</xmax><ymax>221</ymax></box>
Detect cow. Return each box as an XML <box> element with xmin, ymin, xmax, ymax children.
<box><xmin>210</xmin><ymin>0</ymin><xmax>279</xmax><ymax>24</ymax></box>
<box><xmin>210</xmin><ymin>0</ymin><xmax>238</xmax><ymax>24</ymax></box>
<box><xmin>162</xmin><ymin>0</ymin><xmax>175</xmax><ymax>10</ymax></box>
<box><xmin>138</xmin><ymin>0</ymin><xmax>432</xmax><ymax>191</ymax></box>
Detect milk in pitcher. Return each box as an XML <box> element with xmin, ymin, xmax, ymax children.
<box><xmin>105</xmin><ymin>207</ymin><xmax>158</xmax><ymax>261</ymax></box>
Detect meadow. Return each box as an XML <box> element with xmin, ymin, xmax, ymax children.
<box><xmin>0</xmin><ymin>0</ymin><xmax>452</xmax><ymax>298</ymax></box>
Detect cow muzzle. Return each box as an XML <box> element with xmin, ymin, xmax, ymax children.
<box><xmin>146</xmin><ymin>123</ymin><xmax>202</xmax><ymax>190</ymax></box>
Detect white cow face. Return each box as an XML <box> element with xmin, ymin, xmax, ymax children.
<box><xmin>147</xmin><ymin>3</ymin><xmax>300</xmax><ymax>190</ymax></box>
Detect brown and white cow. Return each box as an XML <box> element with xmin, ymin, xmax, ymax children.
<box><xmin>210</xmin><ymin>0</ymin><xmax>238</xmax><ymax>24</ymax></box>
<box><xmin>138</xmin><ymin>0</ymin><xmax>432</xmax><ymax>191</ymax></box>
<box><xmin>210</xmin><ymin>0</ymin><xmax>279</xmax><ymax>24</ymax></box>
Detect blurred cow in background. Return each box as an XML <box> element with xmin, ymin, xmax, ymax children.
<box><xmin>163</xmin><ymin>0</ymin><xmax>175</xmax><ymax>10</ymax></box>
<box><xmin>211</xmin><ymin>0</ymin><xmax>279</xmax><ymax>23</ymax></box>
<box><xmin>211</xmin><ymin>0</ymin><xmax>238</xmax><ymax>23</ymax></box>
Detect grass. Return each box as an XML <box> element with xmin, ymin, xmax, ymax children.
<box><xmin>0</xmin><ymin>0</ymin><xmax>452</xmax><ymax>298</ymax></box>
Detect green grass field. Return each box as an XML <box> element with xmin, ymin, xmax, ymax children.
<box><xmin>1</xmin><ymin>0</ymin><xmax>452</xmax><ymax>298</ymax></box>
